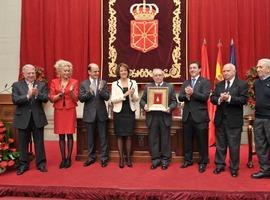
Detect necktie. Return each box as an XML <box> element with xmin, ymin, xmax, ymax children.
<box><xmin>92</xmin><ymin>79</ymin><xmax>97</xmax><ymax>95</ymax></box>
<box><xmin>157</xmin><ymin>84</ymin><xmax>160</xmax><ymax>87</ymax></box>
<box><xmin>28</xmin><ymin>82</ymin><xmax>33</xmax><ymax>90</ymax></box>
<box><xmin>191</xmin><ymin>78</ymin><xmax>196</xmax><ymax>88</ymax></box>
<box><xmin>225</xmin><ymin>80</ymin><xmax>230</xmax><ymax>92</ymax></box>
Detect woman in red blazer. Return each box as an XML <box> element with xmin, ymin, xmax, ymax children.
<box><xmin>50</xmin><ymin>60</ymin><xmax>78</xmax><ymax>169</ymax></box>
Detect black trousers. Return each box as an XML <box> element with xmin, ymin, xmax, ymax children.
<box><xmin>215</xmin><ymin>118</ymin><xmax>242</xmax><ymax>170</ymax></box>
<box><xmin>183</xmin><ymin>114</ymin><xmax>209</xmax><ymax>164</ymax></box>
<box><xmin>86</xmin><ymin>119</ymin><xmax>109</xmax><ymax>161</ymax></box>
<box><xmin>149</xmin><ymin>114</ymin><xmax>171</xmax><ymax>165</ymax></box>
<box><xmin>254</xmin><ymin>118</ymin><xmax>270</xmax><ymax>173</ymax></box>
<box><xmin>18</xmin><ymin>115</ymin><xmax>46</xmax><ymax>168</ymax></box>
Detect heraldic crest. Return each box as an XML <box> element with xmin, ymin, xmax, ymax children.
<box><xmin>130</xmin><ymin>0</ymin><xmax>159</xmax><ymax>53</ymax></box>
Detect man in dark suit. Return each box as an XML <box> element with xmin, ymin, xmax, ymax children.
<box><xmin>140</xmin><ymin>68</ymin><xmax>177</xmax><ymax>170</ymax></box>
<box><xmin>178</xmin><ymin>62</ymin><xmax>210</xmax><ymax>173</ymax></box>
<box><xmin>79</xmin><ymin>63</ymin><xmax>110</xmax><ymax>167</ymax></box>
<box><xmin>251</xmin><ymin>58</ymin><xmax>270</xmax><ymax>179</ymax></box>
<box><xmin>211</xmin><ymin>63</ymin><xmax>248</xmax><ymax>177</ymax></box>
<box><xmin>12</xmin><ymin>64</ymin><xmax>48</xmax><ymax>175</ymax></box>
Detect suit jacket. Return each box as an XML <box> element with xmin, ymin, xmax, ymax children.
<box><xmin>210</xmin><ymin>78</ymin><xmax>248</xmax><ymax>128</ymax></box>
<box><xmin>110</xmin><ymin>79</ymin><xmax>139</xmax><ymax>113</ymax></box>
<box><xmin>12</xmin><ymin>80</ymin><xmax>48</xmax><ymax>129</ymax></box>
<box><xmin>79</xmin><ymin>78</ymin><xmax>110</xmax><ymax>123</ymax></box>
<box><xmin>178</xmin><ymin>76</ymin><xmax>210</xmax><ymax>123</ymax></box>
<box><xmin>140</xmin><ymin>82</ymin><xmax>177</xmax><ymax>127</ymax></box>
<box><xmin>49</xmin><ymin>78</ymin><xmax>78</xmax><ymax>109</ymax></box>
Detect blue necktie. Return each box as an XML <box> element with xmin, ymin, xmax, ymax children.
<box><xmin>191</xmin><ymin>78</ymin><xmax>196</xmax><ymax>88</ymax></box>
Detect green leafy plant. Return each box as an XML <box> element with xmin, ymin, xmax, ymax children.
<box><xmin>245</xmin><ymin>66</ymin><xmax>258</xmax><ymax>109</ymax></box>
<box><xmin>0</xmin><ymin>121</ymin><xmax>20</xmax><ymax>174</ymax></box>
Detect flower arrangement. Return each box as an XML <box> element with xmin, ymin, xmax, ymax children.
<box><xmin>35</xmin><ymin>66</ymin><xmax>47</xmax><ymax>83</ymax></box>
<box><xmin>0</xmin><ymin>120</ymin><xmax>20</xmax><ymax>174</ymax></box>
<box><xmin>245</xmin><ymin>66</ymin><xmax>258</xmax><ymax>109</ymax></box>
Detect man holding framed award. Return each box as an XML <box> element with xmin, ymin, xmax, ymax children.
<box><xmin>140</xmin><ymin>68</ymin><xmax>177</xmax><ymax>170</ymax></box>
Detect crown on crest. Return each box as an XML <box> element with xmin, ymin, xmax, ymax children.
<box><xmin>130</xmin><ymin>0</ymin><xmax>159</xmax><ymax>21</ymax></box>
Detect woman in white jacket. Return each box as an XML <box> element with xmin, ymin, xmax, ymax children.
<box><xmin>110</xmin><ymin>63</ymin><xmax>139</xmax><ymax>168</ymax></box>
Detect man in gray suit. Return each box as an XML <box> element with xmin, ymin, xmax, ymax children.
<box><xmin>178</xmin><ymin>62</ymin><xmax>211</xmax><ymax>173</ymax></box>
<box><xmin>140</xmin><ymin>68</ymin><xmax>177</xmax><ymax>170</ymax></box>
<box><xmin>79</xmin><ymin>63</ymin><xmax>110</xmax><ymax>167</ymax></box>
<box><xmin>12</xmin><ymin>64</ymin><xmax>48</xmax><ymax>175</ymax></box>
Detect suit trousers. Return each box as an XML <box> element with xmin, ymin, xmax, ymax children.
<box><xmin>254</xmin><ymin>118</ymin><xmax>270</xmax><ymax>173</ymax></box>
<box><xmin>183</xmin><ymin>114</ymin><xmax>209</xmax><ymax>164</ymax></box>
<box><xmin>86</xmin><ymin>119</ymin><xmax>109</xmax><ymax>161</ymax></box>
<box><xmin>18</xmin><ymin>114</ymin><xmax>46</xmax><ymax>168</ymax></box>
<box><xmin>215</xmin><ymin>117</ymin><xmax>242</xmax><ymax>170</ymax></box>
<box><xmin>149</xmin><ymin>113</ymin><xmax>171</xmax><ymax>165</ymax></box>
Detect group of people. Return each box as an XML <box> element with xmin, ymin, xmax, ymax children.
<box><xmin>12</xmin><ymin>58</ymin><xmax>270</xmax><ymax>179</ymax></box>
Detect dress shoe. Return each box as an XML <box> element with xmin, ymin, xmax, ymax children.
<box><xmin>59</xmin><ymin>159</ymin><xmax>66</xmax><ymax>169</ymax></box>
<box><xmin>180</xmin><ymin>161</ymin><xmax>193</xmax><ymax>168</ymax></box>
<box><xmin>126</xmin><ymin>157</ymin><xmax>133</xmax><ymax>168</ymax></box>
<box><xmin>161</xmin><ymin>164</ymin><xmax>168</xmax><ymax>170</ymax></box>
<box><xmin>231</xmin><ymin>170</ymin><xmax>238</xmax><ymax>177</ymax></box>
<box><xmin>119</xmin><ymin>158</ymin><xmax>124</xmax><ymax>169</ymax></box>
<box><xmin>17</xmin><ymin>166</ymin><xmax>29</xmax><ymax>175</ymax></box>
<box><xmin>199</xmin><ymin>164</ymin><xmax>206</xmax><ymax>173</ymax></box>
<box><xmin>150</xmin><ymin>163</ymin><xmax>160</xmax><ymax>170</ymax></box>
<box><xmin>251</xmin><ymin>171</ymin><xmax>270</xmax><ymax>179</ymax></box>
<box><xmin>38</xmin><ymin>165</ymin><xmax>48</xmax><ymax>172</ymax></box>
<box><xmin>65</xmin><ymin>159</ymin><xmax>71</xmax><ymax>168</ymax></box>
<box><xmin>83</xmin><ymin>159</ymin><xmax>95</xmax><ymax>167</ymax></box>
<box><xmin>101</xmin><ymin>160</ymin><xmax>108</xmax><ymax>168</ymax></box>
<box><xmin>213</xmin><ymin>168</ymin><xmax>225</xmax><ymax>174</ymax></box>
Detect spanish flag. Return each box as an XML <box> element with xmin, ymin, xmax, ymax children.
<box><xmin>215</xmin><ymin>40</ymin><xmax>223</xmax><ymax>82</ymax></box>
<box><xmin>201</xmin><ymin>39</ymin><xmax>216</xmax><ymax>147</ymax></box>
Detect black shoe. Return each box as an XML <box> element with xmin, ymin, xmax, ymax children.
<box><xmin>161</xmin><ymin>164</ymin><xmax>168</xmax><ymax>170</ymax></box>
<box><xmin>251</xmin><ymin>171</ymin><xmax>270</xmax><ymax>179</ymax></box>
<box><xmin>199</xmin><ymin>164</ymin><xmax>206</xmax><ymax>173</ymax></box>
<box><xmin>101</xmin><ymin>160</ymin><xmax>108</xmax><ymax>168</ymax></box>
<box><xmin>213</xmin><ymin>168</ymin><xmax>225</xmax><ymax>174</ymax></box>
<box><xmin>17</xmin><ymin>166</ymin><xmax>29</xmax><ymax>175</ymax></box>
<box><xmin>180</xmin><ymin>161</ymin><xmax>193</xmax><ymax>168</ymax></box>
<box><xmin>38</xmin><ymin>165</ymin><xmax>48</xmax><ymax>172</ymax></box>
<box><xmin>126</xmin><ymin>157</ymin><xmax>133</xmax><ymax>168</ymax></box>
<box><xmin>231</xmin><ymin>170</ymin><xmax>238</xmax><ymax>177</ymax></box>
<box><xmin>83</xmin><ymin>159</ymin><xmax>95</xmax><ymax>167</ymax></box>
<box><xmin>119</xmin><ymin>158</ymin><xmax>124</xmax><ymax>169</ymax></box>
<box><xmin>59</xmin><ymin>159</ymin><xmax>66</xmax><ymax>169</ymax></box>
<box><xmin>65</xmin><ymin>159</ymin><xmax>71</xmax><ymax>168</ymax></box>
<box><xmin>150</xmin><ymin>162</ymin><xmax>160</xmax><ymax>170</ymax></box>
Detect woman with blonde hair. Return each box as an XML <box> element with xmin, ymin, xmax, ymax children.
<box><xmin>110</xmin><ymin>63</ymin><xmax>139</xmax><ymax>168</ymax></box>
<box><xmin>50</xmin><ymin>59</ymin><xmax>78</xmax><ymax>168</ymax></box>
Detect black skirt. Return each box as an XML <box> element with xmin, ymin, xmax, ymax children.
<box><xmin>113</xmin><ymin>88</ymin><xmax>135</xmax><ymax>136</ymax></box>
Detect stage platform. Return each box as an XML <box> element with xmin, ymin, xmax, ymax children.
<box><xmin>0</xmin><ymin>142</ymin><xmax>270</xmax><ymax>199</ymax></box>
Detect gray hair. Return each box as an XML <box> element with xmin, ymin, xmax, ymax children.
<box><xmin>22</xmin><ymin>64</ymin><xmax>35</xmax><ymax>73</ymax></box>
<box><xmin>258</xmin><ymin>58</ymin><xmax>270</xmax><ymax>67</ymax></box>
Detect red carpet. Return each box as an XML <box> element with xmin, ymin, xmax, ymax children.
<box><xmin>0</xmin><ymin>142</ymin><xmax>270</xmax><ymax>199</ymax></box>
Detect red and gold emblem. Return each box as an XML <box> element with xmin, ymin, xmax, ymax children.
<box><xmin>130</xmin><ymin>0</ymin><xmax>159</xmax><ymax>53</ymax></box>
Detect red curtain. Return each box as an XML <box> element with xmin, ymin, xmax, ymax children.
<box><xmin>20</xmin><ymin>0</ymin><xmax>270</xmax><ymax>83</ymax></box>
<box><xmin>20</xmin><ymin>0</ymin><xmax>101</xmax><ymax>83</ymax></box>
<box><xmin>188</xmin><ymin>0</ymin><xmax>270</xmax><ymax>82</ymax></box>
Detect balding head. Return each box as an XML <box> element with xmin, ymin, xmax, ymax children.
<box><xmin>87</xmin><ymin>63</ymin><xmax>100</xmax><ymax>79</ymax></box>
<box><xmin>152</xmin><ymin>68</ymin><xmax>164</xmax><ymax>84</ymax></box>
<box><xmin>257</xmin><ymin>58</ymin><xmax>270</xmax><ymax>80</ymax></box>
<box><xmin>222</xmin><ymin>63</ymin><xmax>236</xmax><ymax>81</ymax></box>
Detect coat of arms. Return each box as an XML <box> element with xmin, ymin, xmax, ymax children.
<box><xmin>130</xmin><ymin>0</ymin><xmax>159</xmax><ymax>53</ymax></box>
